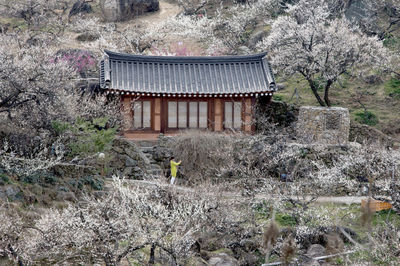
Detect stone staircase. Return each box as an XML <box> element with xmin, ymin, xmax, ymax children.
<box><xmin>137</xmin><ymin>141</ymin><xmax>164</xmax><ymax>177</ymax></box>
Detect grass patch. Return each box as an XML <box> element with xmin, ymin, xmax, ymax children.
<box><xmin>51</xmin><ymin>117</ymin><xmax>117</xmax><ymax>157</ymax></box>
<box><xmin>0</xmin><ymin>16</ymin><xmax>27</xmax><ymax>30</ymax></box>
<box><xmin>372</xmin><ymin>209</ymin><xmax>400</xmax><ymax>227</ymax></box>
<box><xmin>275</xmin><ymin>212</ymin><xmax>297</xmax><ymax>226</ymax></box>
<box><xmin>272</xmin><ymin>94</ymin><xmax>284</xmax><ymax>101</ymax></box>
<box><xmin>384</xmin><ymin>78</ymin><xmax>400</xmax><ymax>98</ymax></box>
<box><xmin>383</xmin><ymin>35</ymin><xmax>400</xmax><ymax>50</ymax></box>
<box><xmin>354</xmin><ymin>110</ymin><xmax>379</xmax><ymax>126</ymax></box>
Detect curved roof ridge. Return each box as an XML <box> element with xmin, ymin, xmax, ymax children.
<box><xmin>104</xmin><ymin>50</ymin><xmax>268</xmax><ymax>63</ymax></box>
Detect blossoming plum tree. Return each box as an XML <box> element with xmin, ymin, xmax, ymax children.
<box><xmin>18</xmin><ymin>178</ymin><xmax>216</xmax><ymax>265</ymax></box>
<box><xmin>258</xmin><ymin>0</ymin><xmax>391</xmax><ymax>107</ymax></box>
<box><xmin>0</xmin><ymin>35</ymin><xmax>76</xmax><ymax>130</ymax></box>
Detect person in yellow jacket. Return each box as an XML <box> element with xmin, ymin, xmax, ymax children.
<box><xmin>170</xmin><ymin>156</ymin><xmax>181</xmax><ymax>185</ymax></box>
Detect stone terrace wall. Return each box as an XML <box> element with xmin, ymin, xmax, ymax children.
<box><xmin>297</xmin><ymin>106</ymin><xmax>350</xmax><ymax>145</ymax></box>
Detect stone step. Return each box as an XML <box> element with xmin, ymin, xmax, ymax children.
<box><xmin>150</xmin><ymin>169</ymin><xmax>163</xmax><ymax>175</ymax></box>
<box><xmin>140</xmin><ymin>146</ymin><xmax>154</xmax><ymax>153</ymax></box>
<box><xmin>137</xmin><ymin>140</ymin><xmax>158</xmax><ymax>147</ymax></box>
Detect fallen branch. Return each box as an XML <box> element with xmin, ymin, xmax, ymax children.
<box><xmin>338</xmin><ymin>227</ymin><xmax>366</xmax><ymax>250</ymax></box>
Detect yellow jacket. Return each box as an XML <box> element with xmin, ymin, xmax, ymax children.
<box><xmin>170</xmin><ymin>160</ymin><xmax>181</xmax><ymax>177</ymax></box>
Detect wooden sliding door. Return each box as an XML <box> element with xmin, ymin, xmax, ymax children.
<box><xmin>167</xmin><ymin>100</ymin><xmax>208</xmax><ymax>130</ymax></box>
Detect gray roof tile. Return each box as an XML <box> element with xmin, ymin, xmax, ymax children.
<box><xmin>100</xmin><ymin>50</ymin><xmax>276</xmax><ymax>94</ymax></box>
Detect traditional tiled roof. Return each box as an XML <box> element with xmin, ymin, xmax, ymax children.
<box><xmin>100</xmin><ymin>50</ymin><xmax>276</xmax><ymax>95</ymax></box>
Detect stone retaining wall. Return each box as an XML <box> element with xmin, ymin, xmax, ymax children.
<box><xmin>297</xmin><ymin>106</ymin><xmax>350</xmax><ymax>145</ymax></box>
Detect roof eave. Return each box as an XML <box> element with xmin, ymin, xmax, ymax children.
<box><xmin>104</xmin><ymin>50</ymin><xmax>268</xmax><ymax>63</ymax></box>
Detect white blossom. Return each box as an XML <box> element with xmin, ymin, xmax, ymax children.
<box><xmin>258</xmin><ymin>0</ymin><xmax>392</xmax><ymax>106</ymax></box>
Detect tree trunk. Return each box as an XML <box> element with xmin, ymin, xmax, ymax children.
<box><xmin>8</xmin><ymin>244</ymin><xmax>24</xmax><ymax>266</ymax></box>
<box><xmin>104</xmin><ymin>255</ymin><xmax>117</xmax><ymax>266</ymax></box>
<box><xmin>308</xmin><ymin>79</ymin><xmax>326</xmax><ymax>106</ymax></box>
<box><xmin>155</xmin><ymin>243</ymin><xmax>177</xmax><ymax>266</ymax></box>
<box><xmin>149</xmin><ymin>243</ymin><xmax>156</xmax><ymax>265</ymax></box>
<box><xmin>324</xmin><ymin>80</ymin><xmax>333</xmax><ymax>107</ymax></box>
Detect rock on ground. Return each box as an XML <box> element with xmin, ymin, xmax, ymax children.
<box><xmin>101</xmin><ymin>0</ymin><xmax>160</xmax><ymax>22</ymax></box>
<box><xmin>109</xmin><ymin>137</ymin><xmax>151</xmax><ymax>179</ymax></box>
<box><xmin>208</xmin><ymin>252</ymin><xmax>239</xmax><ymax>266</ymax></box>
<box><xmin>184</xmin><ymin>256</ymin><xmax>209</xmax><ymax>266</ymax></box>
<box><xmin>306</xmin><ymin>244</ymin><xmax>326</xmax><ymax>258</ymax></box>
<box><xmin>69</xmin><ymin>0</ymin><xmax>93</xmax><ymax>19</ymax></box>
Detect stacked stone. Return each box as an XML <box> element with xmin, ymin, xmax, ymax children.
<box><xmin>296</xmin><ymin>106</ymin><xmax>350</xmax><ymax>145</ymax></box>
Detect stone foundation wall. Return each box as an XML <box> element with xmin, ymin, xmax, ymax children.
<box><xmin>297</xmin><ymin>106</ymin><xmax>350</xmax><ymax>145</ymax></box>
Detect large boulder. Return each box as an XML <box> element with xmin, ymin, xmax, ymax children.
<box><xmin>306</xmin><ymin>244</ymin><xmax>326</xmax><ymax>258</ymax></box>
<box><xmin>184</xmin><ymin>256</ymin><xmax>208</xmax><ymax>266</ymax></box>
<box><xmin>0</xmin><ymin>185</ymin><xmax>22</xmax><ymax>201</ymax></box>
<box><xmin>101</xmin><ymin>0</ymin><xmax>159</xmax><ymax>22</ymax></box>
<box><xmin>208</xmin><ymin>252</ymin><xmax>239</xmax><ymax>266</ymax></box>
<box><xmin>69</xmin><ymin>0</ymin><xmax>93</xmax><ymax>19</ymax></box>
<box><xmin>108</xmin><ymin>137</ymin><xmax>151</xmax><ymax>179</ymax></box>
<box><xmin>76</xmin><ymin>32</ymin><xmax>100</xmax><ymax>42</ymax></box>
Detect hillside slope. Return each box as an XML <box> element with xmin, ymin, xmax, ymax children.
<box><xmin>1</xmin><ymin>0</ymin><xmax>398</xmax><ymax>139</ymax></box>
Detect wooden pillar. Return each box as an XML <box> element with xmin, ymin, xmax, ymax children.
<box><xmin>160</xmin><ymin>97</ymin><xmax>166</xmax><ymax>134</ymax></box>
<box><xmin>244</xmin><ymin>97</ymin><xmax>253</xmax><ymax>132</ymax></box>
<box><xmin>251</xmin><ymin>97</ymin><xmax>257</xmax><ymax>133</ymax></box>
<box><xmin>214</xmin><ymin>98</ymin><xmax>223</xmax><ymax>131</ymax></box>
<box><xmin>154</xmin><ymin>98</ymin><xmax>161</xmax><ymax>131</ymax></box>
<box><xmin>209</xmin><ymin>98</ymin><xmax>214</xmax><ymax>131</ymax></box>
<box><xmin>122</xmin><ymin>96</ymin><xmax>133</xmax><ymax>131</ymax></box>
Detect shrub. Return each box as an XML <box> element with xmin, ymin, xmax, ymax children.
<box><xmin>275</xmin><ymin>212</ymin><xmax>297</xmax><ymax>226</ymax></box>
<box><xmin>383</xmin><ymin>35</ymin><xmax>400</xmax><ymax>50</ymax></box>
<box><xmin>21</xmin><ymin>172</ymin><xmax>58</xmax><ymax>185</ymax></box>
<box><xmin>167</xmin><ymin>131</ymin><xmax>239</xmax><ymax>183</ymax></box>
<box><xmin>0</xmin><ymin>173</ymin><xmax>10</xmax><ymax>185</ymax></box>
<box><xmin>68</xmin><ymin>117</ymin><xmax>117</xmax><ymax>156</ymax></box>
<box><xmin>273</xmin><ymin>94</ymin><xmax>284</xmax><ymax>101</ymax></box>
<box><xmin>79</xmin><ymin>176</ymin><xmax>104</xmax><ymax>190</ymax></box>
<box><xmin>355</xmin><ymin>110</ymin><xmax>379</xmax><ymax>126</ymax></box>
<box><xmin>21</xmin><ymin>174</ymin><xmax>41</xmax><ymax>184</ymax></box>
<box><xmin>253</xmin><ymin>200</ymin><xmax>273</xmax><ymax>219</ymax></box>
<box><xmin>51</xmin><ymin>120</ymin><xmax>70</xmax><ymax>135</ymax></box>
<box><xmin>44</xmin><ymin>175</ymin><xmax>58</xmax><ymax>185</ymax></box>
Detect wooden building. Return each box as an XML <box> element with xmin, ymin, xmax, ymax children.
<box><xmin>100</xmin><ymin>50</ymin><xmax>276</xmax><ymax>138</ymax></box>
